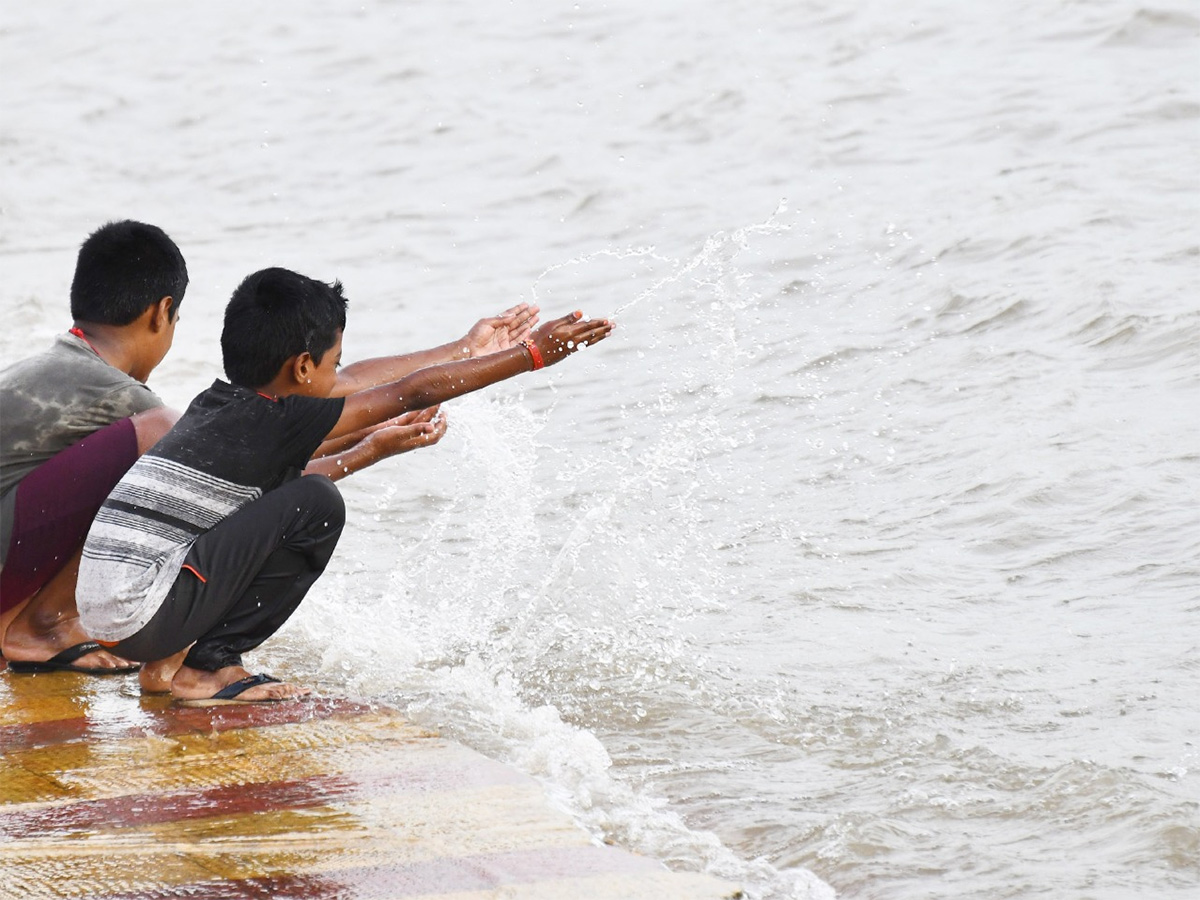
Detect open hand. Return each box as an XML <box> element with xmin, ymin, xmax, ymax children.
<box><xmin>529</xmin><ymin>311</ymin><xmax>615</xmax><ymax>367</ymax></box>
<box><xmin>465</xmin><ymin>303</ymin><xmax>540</xmax><ymax>357</ymax></box>
<box><xmin>366</xmin><ymin>406</ymin><xmax>447</xmax><ymax>457</ymax></box>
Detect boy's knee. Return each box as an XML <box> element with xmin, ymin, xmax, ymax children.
<box><xmin>298</xmin><ymin>475</ymin><xmax>345</xmax><ymax>526</ymax></box>
<box><xmin>130</xmin><ymin>407</ymin><xmax>180</xmax><ymax>455</ymax></box>
<box><xmin>287</xmin><ymin>476</ymin><xmax>345</xmax><ymax>568</ymax></box>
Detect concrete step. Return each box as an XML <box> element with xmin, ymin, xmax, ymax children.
<box><xmin>0</xmin><ymin>668</ymin><xmax>742</xmax><ymax>899</ymax></box>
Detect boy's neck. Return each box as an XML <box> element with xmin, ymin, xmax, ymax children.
<box><xmin>254</xmin><ymin>348</ymin><xmax>334</xmax><ymax>400</ymax></box>
<box><xmin>253</xmin><ymin>375</ymin><xmax>301</xmax><ymax>400</ymax></box>
<box><xmin>70</xmin><ymin>321</ymin><xmax>154</xmax><ymax>383</ymax></box>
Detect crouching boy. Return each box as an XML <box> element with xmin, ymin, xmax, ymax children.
<box><xmin>77</xmin><ymin>267</ymin><xmax>613</xmax><ymax>705</ymax></box>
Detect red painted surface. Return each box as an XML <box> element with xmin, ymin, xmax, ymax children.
<box><xmin>0</xmin><ymin>758</ymin><xmax>530</xmax><ymax>839</ymax></box>
<box><xmin>0</xmin><ymin>776</ymin><xmax>352</xmax><ymax>838</ymax></box>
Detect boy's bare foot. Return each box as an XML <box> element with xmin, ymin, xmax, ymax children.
<box><xmin>170</xmin><ymin>664</ymin><xmax>311</xmax><ymax>703</ymax></box>
<box><xmin>0</xmin><ymin>548</ymin><xmax>138</xmax><ymax>673</ymax></box>
<box><xmin>2</xmin><ymin>609</ymin><xmax>138</xmax><ymax>673</ymax></box>
<box><xmin>139</xmin><ymin>647</ymin><xmax>192</xmax><ymax>693</ymax></box>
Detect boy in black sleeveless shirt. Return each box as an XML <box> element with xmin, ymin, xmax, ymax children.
<box><xmin>78</xmin><ymin>267</ymin><xmax>613</xmax><ymax>704</ymax></box>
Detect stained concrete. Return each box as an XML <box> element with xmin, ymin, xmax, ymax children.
<box><xmin>0</xmin><ymin>669</ymin><xmax>741</xmax><ymax>900</ymax></box>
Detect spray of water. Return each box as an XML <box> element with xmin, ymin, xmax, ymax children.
<box><xmin>294</xmin><ymin>203</ymin><xmax>835</xmax><ymax>899</ymax></box>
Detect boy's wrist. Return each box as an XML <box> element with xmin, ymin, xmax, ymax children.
<box><xmin>331</xmin><ymin>435</ymin><xmax>383</xmax><ymax>477</ymax></box>
<box><xmin>359</xmin><ymin>430</ymin><xmax>390</xmax><ymax>462</ymax></box>
<box><xmin>520</xmin><ymin>339</ymin><xmax>545</xmax><ymax>370</ymax></box>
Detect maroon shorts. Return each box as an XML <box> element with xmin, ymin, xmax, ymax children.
<box><xmin>0</xmin><ymin>417</ymin><xmax>139</xmax><ymax>613</ymax></box>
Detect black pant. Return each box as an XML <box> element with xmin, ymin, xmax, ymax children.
<box><xmin>115</xmin><ymin>475</ymin><xmax>345</xmax><ymax>672</ymax></box>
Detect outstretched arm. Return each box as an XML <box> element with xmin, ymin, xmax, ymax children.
<box><xmin>330</xmin><ymin>303</ymin><xmax>540</xmax><ymax>396</ymax></box>
<box><xmin>305</xmin><ymin>407</ymin><xmax>447</xmax><ymax>480</ymax></box>
<box><xmin>326</xmin><ymin>310</ymin><xmax>613</xmax><ymax>440</ymax></box>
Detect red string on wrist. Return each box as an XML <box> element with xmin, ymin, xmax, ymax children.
<box><xmin>521</xmin><ymin>339</ymin><xmax>545</xmax><ymax>370</ymax></box>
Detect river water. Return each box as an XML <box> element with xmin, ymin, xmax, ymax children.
<box><xmin>2</xmin><ymin>2</ymin><xmax>1197</xmax><ymax>897</ymax></box>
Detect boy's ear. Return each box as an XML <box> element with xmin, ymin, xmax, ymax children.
<box><xmin>291</xmin><ymin>351</ymin><xmax>314</xmax><ymax>385</ymax></box>
<box><xmin>148</xmin><ymin>296</ymin><xmax>175</xmax><ymax>332</ymax></box>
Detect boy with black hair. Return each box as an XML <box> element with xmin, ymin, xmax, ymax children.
<box><xmin>0</xmin><ymin>220</ymin><xmax>185</xmax><ymax>674</ymax></box>
<box><xmin>77</xmin><ymin>266</ymin><xmax>613</xmax><ymax>704</ymax></box>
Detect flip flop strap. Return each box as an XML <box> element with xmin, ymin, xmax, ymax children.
<box><xmin>50</xmin><ymin>641</ymin><xmax>103</xmax><ymax>665</ymax></box>
<box><xmin>211</xmin><ymin>673</ymin><xmax>281</xmax><ymax>701</ymax></box>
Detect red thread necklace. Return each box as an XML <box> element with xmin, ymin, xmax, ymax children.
<box><xmin>68</xmin><ymin>326</ymin><xmax>101</xmax><ymax>356</ymax></box>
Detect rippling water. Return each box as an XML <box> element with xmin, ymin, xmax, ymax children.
<box><xmin>2</xmin><ymin>2</ymin><xmax>1198</xmax><ymax>897</ymax></box>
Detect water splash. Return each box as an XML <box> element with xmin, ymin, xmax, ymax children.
<box><xmin>525</xmin><ymin>198</ymin><xmax>795</xmax><ymax>319</ymax></box>
<box><xmin>301</xmin><ymin>206</ymin><xmax>833</xmax><ymax>899</ymax></box>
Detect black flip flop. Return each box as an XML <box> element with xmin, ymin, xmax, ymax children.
<box><xmin>6</xmin><ymin>641</ymin><xmax>141</xmax><ymax>675</ymax></box>
<box><xmin>175</xmin><ymin>673</ymin><xmax>291</xmax><ymax>707</ymax></box>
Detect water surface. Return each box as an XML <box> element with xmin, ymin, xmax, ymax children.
<box><xmin>2</xmin><ymin>2</ymin><xmax>1197</xmax><ymax>897</ymax></box>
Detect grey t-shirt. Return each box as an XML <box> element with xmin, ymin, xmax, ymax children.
<box><xmin>0</xmin><ymin>333</ymin><xmax>163</xmax><ymax>562</ymax></box>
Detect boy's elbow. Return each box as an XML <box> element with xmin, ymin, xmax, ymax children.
<box><xmin>394</xmin><ymin>369</ymin><xmax>454</xmax><ymax>411</ymax></box>
<box><xmin>404</xmin><ymin>382</ymin><xmax>441</xmax><ymax>410</ymax></box>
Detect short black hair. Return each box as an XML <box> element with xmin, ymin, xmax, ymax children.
<box><xmin>222</xmin><ymin>267</ymin><xmax>348</xmax><ymax>389</ymax></box>
<box><xmin>70</xmin><ymin>220</ymin><xmax>188</xmax><ymax>325</ymax></box>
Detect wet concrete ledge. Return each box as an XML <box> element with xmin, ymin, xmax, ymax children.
<box><xmin>0</xmin><ymin>668</ymin><xmax>741</xmax><ymax>899</ymax></box>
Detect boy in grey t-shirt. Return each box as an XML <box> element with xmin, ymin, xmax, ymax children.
<box><xmin>0</xmin><ymin>221</ymin><xmax>185</xmax><ymax>675</ymax></box>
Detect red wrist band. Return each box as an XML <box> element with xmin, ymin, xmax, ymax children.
<box><xmin>522</xmin><ymin>339</ymin><xmax>544</xmax><ymax>370</ymax></box>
